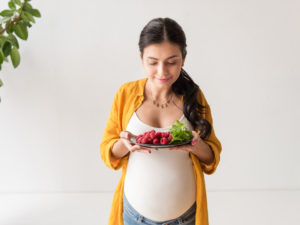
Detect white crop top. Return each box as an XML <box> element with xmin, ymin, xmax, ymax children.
<box><xmin>123</xmin><ymin>111</ymin><xmax>196</xmax><ymax>221</ymax></box>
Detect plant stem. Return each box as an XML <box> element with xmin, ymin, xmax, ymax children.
<box><xmin>0</xmin><ymin>0</ymin><xmax>28</xmax><ymax>35</ymax></box>
<box><xmin>0</xmin><ymin>16</ymin><xmax>19</xmax><ymax>35</ymax></box>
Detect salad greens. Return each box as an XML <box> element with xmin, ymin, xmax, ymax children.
<box><xmin>169</xmin><ymin>120</ymin><xmax>193</xmax><ymax>144</ymax></box>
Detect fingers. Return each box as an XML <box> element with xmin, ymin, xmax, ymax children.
<box><xmin>130</xmin><ymin>145</ymin><xmax>158</xmax><ymax>154</ymax></box>
<box><xmin>192</xmin><ymin>130</ymin><xmax>199</xmax><ymax>139</ymax></box>
<box><xmin>120</xmin><ymin>131</ymin><xmax>128</xmax><ymax>139</ymax></box>
<box><xmin>132</xmin><ymin>147</ymin><xmax>151</xmax><ymax>154</ymax></box>
<box><xmin>120</xmin><ymin>131</ymin><xmax>138</xmax><ymax>140</ymax></box>
<box><xmin>191</xmin><ymin>130</ymin><xmax>199</xmax><ymax>145</ymax></box>
<box><xmin>120</xmin><ymin>131</ymin><xmax>131</xmax><ymax>139</ymax></box>
<box><xmin>167</xmin><ymin>146</ymin><xmax>190</xmax><ymax>152</ymax></box>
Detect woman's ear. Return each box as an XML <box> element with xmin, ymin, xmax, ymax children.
<box><xmin>182</xmin><ymin>58</ymin><xmax>185</xmax><ymax>67</ymax></box>
<box><xmin>139</xmin><ymin>51</ymin><xmax>145</xmax><ymax>66</ymax></box>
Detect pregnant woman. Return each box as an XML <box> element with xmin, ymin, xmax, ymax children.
<box><xmin>100</xmin><ymin>17</ymin><xmax>222</xmax><ymax>225</ymax></box>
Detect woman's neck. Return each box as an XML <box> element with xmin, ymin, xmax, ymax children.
<box><xmin>146</xmin><ymin>80</ymin><xmax>173</xmax><ymax>102</ymax></box>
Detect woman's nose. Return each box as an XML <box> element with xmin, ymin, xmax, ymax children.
<box><xmin>157</xmin><ymin>63</ymin><xmax>168</xmax><ymax>77</ymax></box>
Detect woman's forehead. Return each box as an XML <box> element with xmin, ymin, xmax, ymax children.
<box><xmin>143</xmin><ymin>42</ymin><xmax>182</xmax><ymax>60</ymax></box>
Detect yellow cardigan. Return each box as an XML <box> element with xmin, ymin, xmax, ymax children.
<box><xmin>100</xmin><ymin>77</ymin><xmax>222</xmax><ymax>225</ymax></box>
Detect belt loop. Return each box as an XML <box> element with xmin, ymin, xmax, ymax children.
<box><xmin>177</xmin><ymin>217</ymin><xmax>183</xmax><ymax>224</ymax></box>
<box><xmin>137</xmin><ymin>215</ymin><xmax>143</xmax><ymax>222</ymax></box>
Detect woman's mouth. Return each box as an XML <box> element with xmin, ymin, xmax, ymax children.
<box><xmin>157</xmin><ymin>78</ymin><xmax>170</xmax><ymax>82</ymax></box>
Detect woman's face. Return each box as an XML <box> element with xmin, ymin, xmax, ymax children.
<box><xmin>140</xmin><ymin>41</ymin><xmax>185</xmax><ymax>88</ymax></box>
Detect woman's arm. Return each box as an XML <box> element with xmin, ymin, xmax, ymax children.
<box><xmin>196</xmin><ymin>90</ymin><xmax>222</xmax><ymax>175</ymax></box>
<box><xmin>167</xmin><ymin>130</ymin><xmax>214</xmax><ymax>165</ymax></box>
<box><xmin>111</xmin><ymin>139</ymin><xmax>130</xmax><ymax>159</ymax></box>
<box><xmin>100</xmin><ymin>85</ymin><xmax>125</xmax><ymax>170</ymax></box>
<box><xmin>112</xmin><ymin>131</ymin><xmax>157</xmax><ymax>159</ymax></box>
<box><xmin>168</xmin><ymin>91</ymin><xmax>222</xmax><ymax>175</ymax></box>
<box><xmin>190</xmin><ymin>135</ymin><xmax>215</xmax><ymax>165</ymax></box>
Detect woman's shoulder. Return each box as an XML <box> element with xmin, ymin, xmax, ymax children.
<box><xmin>196</xmin><ymin>87</ymin><xmax>209</xmax><ymax>106</ymax></box>
<box><xmin>116</xmin><ymin>78</ymin><xmax>147</xmax><ymax>95</ymax></box>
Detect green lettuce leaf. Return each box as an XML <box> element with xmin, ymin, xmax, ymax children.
<box><xmin>169</xmin><ymin>120</ymin><xmax>193</xmax><ymax>144</ymax></box>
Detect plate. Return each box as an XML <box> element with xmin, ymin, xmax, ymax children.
<box><xmin>129</xmin><ymin>137</ymin><xmax>192</xmax><ymax>148</ymax></box>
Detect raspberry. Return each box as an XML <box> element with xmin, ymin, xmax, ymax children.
<box><xmin>155</xmin><ymin>132</ymin><xmax>162</xmax><ymax>139</ymax></box>
<box><xmin>160</xmin><ymin>137</ymin><xmax>168</xmax><ymax>145</ymax></box>
<box><xmin>153</xmin><ymin>138</ymin><xmax>159</xmax><ymax>145</ymax></box>
<box><xmin>161</xmin><ymin>132</ymin><xmax>169</xmax><ymax>138</ymax></box>
<box><xmin>137</xmin><ymin>135</ymin><xmax>143</xmax><ymax>139</ymax></box>
<box><xmin>141</xmin><ymin>137</ymin><xmax>147</xmax><ymax>144</ymax></box>
<box><xmin>147</xmin><ymin>137</ymin><xmax>153</xmax><ymax>144</ymax></box>
<box><xmin>167</xmin><ymin>134</ymin><xmax>172</xmax><ymax>142</ymax></box>
<box><xmin>149</xmin><ymin>130</ymin><xmax>156</xmax><ymax>139</ymax></box>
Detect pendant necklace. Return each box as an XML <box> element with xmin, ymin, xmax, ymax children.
<box><xmin>150</xmin><ymin>85</ymin><xmax>173</xmax><ymax>109</ymax></box>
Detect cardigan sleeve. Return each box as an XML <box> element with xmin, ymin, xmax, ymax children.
<box><xmin>196</xmin><ymin>89</ymin><xmax>222</xmax><ymax>175</ymax></box>
<box><xmin>100</xmin><ymin>85</ymin><xmax>127</xmax><ymax>170</ymax></box>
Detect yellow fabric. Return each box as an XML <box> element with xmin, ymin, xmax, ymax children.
<box><xmin>100</xmin><ymin>77</ymin><xmax>222</xmax><ymax>225</ymax></box>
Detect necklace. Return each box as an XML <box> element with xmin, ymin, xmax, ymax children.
<box><xmin>149</xmin><ymin>85</ymin><xmax>173</xmax><ymax>109</ymax></box>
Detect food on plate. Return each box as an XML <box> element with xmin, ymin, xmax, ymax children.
<box><xmin>136</xmin><ymin>130</ymin><xmax>172</xmax><ymax>145</ymax></box>
<box><xmin>135</xmin><ymin>120</ymin><xmax>193</xmax><ymax>145</ymax></box>
<box><xmin>168</xmin><ymin>120</ymin><xmax>193</xmax><ymax>144</ymax></box>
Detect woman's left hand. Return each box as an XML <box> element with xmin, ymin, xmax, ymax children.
<box><xmin>167</xmin><ymin>130</ymin><xmax>202</xmax><ymax>153</ymax></box>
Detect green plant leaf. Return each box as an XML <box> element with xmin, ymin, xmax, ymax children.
<box><xmin>23</xmin><ymin>4</ymin><xmax>41</xmax><ymax>18</ymax></box>
<box><xmin>13</xmin><ymin>0</ymin><xmax>21</xmax><ymax>6</ymax></box>
<box><xmin>169</xmin><ymin>120</ymin><xmax>193</xmax><ymax>144</ymax></box>
<box><xmin>13</xmin><ymin>22</ymin><xmax>28</xmax><ymax>40</ymax></box>
<box><xmin>8</xmin><ymin>33</ymin><xmax>19</xmax><ymax>48</ymax></box>
<box><xmin>10</xmin><ymin>46</ymin><xmax>20</xmax><ymax>68</ymax></box>
<box><xmin>29</xmin><ymin>9</ymin><xmax>41</xmax><ymax>18</ymax></box>
<box><xmin>22</xmin><ymin>11</ymin><xmax>35</xmax><ymax>23</ymax></box>
<box><xmin>0</xmin><ymin>79</ymin><xmax>3</xmax><ymax>87</ymax></box>
<box><xmin>23</xmin><ymin>2</ymin><xmax>33</xmax><ymax>11</ymax></box>
<box><xmin>2</xmin><ymin>41</ymin><xmax>12</xmax><ymax>57</ymax></box>
<box><xmin>5</xmin><ymin>20</ymin><xmax>14</xmax><ymax>34</ymax></box>
<box><xmin>0</xmin><ymin>50</ymin><xmax>4</xmax><ymax>64</ymax></box>
<box><xmin>0</xmin><ymin>9</ymin><xmax>14</xmax><ymax>17</ymax></box>
<box><xmin>8</xmin><ymin>1</ymin><xmax>16</xmax><ymax>9</ymax></box>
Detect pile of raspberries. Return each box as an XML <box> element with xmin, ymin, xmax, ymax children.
<box><xmin>136</xmin><ymin>130</ymin><xmax>172</xmax><ymax>145</ymax></box>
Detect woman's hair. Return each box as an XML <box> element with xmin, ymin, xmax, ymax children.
<box><xmin>138</xmin><ymin>17</ymin><xmax>211</xmax><ymax>139</ymax></box>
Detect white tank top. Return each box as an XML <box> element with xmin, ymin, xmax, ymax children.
<box><xmin>123</xmin><ymin>112</ymin><xmax>196</xmax><ymax>221</ymax></box>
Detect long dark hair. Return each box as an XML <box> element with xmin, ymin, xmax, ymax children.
<box><xmin>138</xmin><ymin>17</ymin><xmax>211</xmax><ymax>139</ymax></box>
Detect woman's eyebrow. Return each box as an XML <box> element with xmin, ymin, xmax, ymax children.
<box><xmin>147</xmin><ymin>55</ymin><xmax>179</xmax><ymax>60</ymax></box>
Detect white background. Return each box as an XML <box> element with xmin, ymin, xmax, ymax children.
<box><xmin>0</xmin><ymin>0</ymin><xmax>299</xmax><ymax>224</ymax></box>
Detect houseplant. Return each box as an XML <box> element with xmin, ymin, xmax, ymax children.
<box><xmin>0</xmin><ymin>0</ymin><xmax>41</xmax><ymax>102</ymax></box>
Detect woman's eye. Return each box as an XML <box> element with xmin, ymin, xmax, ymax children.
<box><xmin>148</xmin><ymin>62</ymin><xmax>176</xmax><ymax>66</ymax></box>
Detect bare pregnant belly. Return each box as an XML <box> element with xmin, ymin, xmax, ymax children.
<box><xmin>123</xmin><ymin>148</ymin><xmax>196</xmax><ymax>222</ymax></box>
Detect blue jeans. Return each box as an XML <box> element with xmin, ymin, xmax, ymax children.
<box><xmin>122</xmin><ymin>193</ymin><xmax>196</xmax><ymax>225</ymax></box>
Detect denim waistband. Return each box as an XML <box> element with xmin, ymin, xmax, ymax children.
<box><xmin>123</xmin><ymin>193</ymin><xmax>196</xmax><ymax>225</ymax></box>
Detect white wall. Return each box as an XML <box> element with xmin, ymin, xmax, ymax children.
<box><xmin>0</xmin><ymin>0</ymin><xmax>299</xmax><ymax>224</ymax></box>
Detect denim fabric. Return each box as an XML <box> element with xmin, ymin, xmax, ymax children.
<box><xmin>122</xmin><ymin>193</ymin><xmax>196</xmax><ymax>225</ymax></box>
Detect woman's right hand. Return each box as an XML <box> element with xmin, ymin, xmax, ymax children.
<box><xmin>120</xmin><ymin>131</ymin><xmax>157</xmax><ymax>154</ymax></box>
